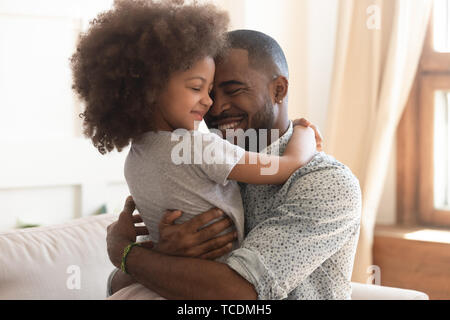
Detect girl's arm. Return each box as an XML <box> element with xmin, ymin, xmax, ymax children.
<box><xmin>228</xmin><ymin>124</ymin><xmax>317</xmax><ymax>185</ymax></box>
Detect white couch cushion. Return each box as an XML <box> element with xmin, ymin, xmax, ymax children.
<box><xmin>0</xmin><ymin>214</ymin><xmax>118</xmax><ymax>300</ymax></box>
<box><xmin>351</xmin><ymin>282</ymin><xmax>429</xmax><ymax>300</ymax></box>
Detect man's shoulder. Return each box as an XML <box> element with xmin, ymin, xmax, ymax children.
<box><xmin>284</xmin><ymin>152</ymin><xmax>362</xmax><ymax>220</ymax></box>
<box><xmin>286</xmin><ymin>152</ymin><xmax>361</xmax><ymax>198</ymax></box>
<box><xmin>291</xmin><ymin>152</ymin><xmax>355</xmax><ymax>179</ymax></box>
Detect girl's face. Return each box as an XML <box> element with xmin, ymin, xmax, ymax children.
<box><xmin>155</xmin><ymin>56</ymin><xmax>215</xmax><ymax>131</ymax></box>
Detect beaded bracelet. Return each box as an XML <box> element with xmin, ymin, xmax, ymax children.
<box><xmin>120</xmin><ymin>242</ymin><xmax>142</xmax><ymax>275</ymax></box>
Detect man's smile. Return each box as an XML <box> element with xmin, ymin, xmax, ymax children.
<box><xmin>208</xmin><ymin>115</ymin><xmax>247</xmax><ymax>131</ymax></box>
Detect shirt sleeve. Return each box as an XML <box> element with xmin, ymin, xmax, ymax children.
<box><xmin>225</xmin><ymin>166</ymin><xmax>362</xmax><ymax>300</ymax></box>
<box><xmin>192</xmin><ymin>132</ymin><xmax>246</xmax><ymax>186</ymax></box>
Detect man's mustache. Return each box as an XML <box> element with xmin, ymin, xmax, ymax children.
<box><xmin>205</xmin><ymin>112</ymin><xmax>246</xmax><ymax>124</ymax></box>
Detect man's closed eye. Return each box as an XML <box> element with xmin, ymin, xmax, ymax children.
<box><xmin>225</xmin><ymin>88</ymin><xmax>244</xmax><ymax>95</ymax></box>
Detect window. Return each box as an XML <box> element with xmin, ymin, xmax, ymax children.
<box><xmin>398</xmin><ymin>0</ymin><xmax>450</xmax><ymax>227</ymax></box>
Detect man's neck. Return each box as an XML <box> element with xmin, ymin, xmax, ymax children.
<box><xmin>265</xmin><ymin>116</ymin><xmax>290</xmax><ymax>147</ymax></box>
<box><xmin>274</xmin><ymin>120</ymin><xmax>290</xmax><ymax>140</ymax></box>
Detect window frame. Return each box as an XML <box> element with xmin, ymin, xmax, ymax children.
<box><xmin>420</xmin><ymin>4</ymin><xmax>450</xmax><ymax>73</ymax></box>
<box><xmin>419</xmin><ymin>74</ymin><xmax>450</xmax><ymax>226</ymax></box>
<box><xmin>397</xmin><ymin>9</ymin><xmax>450</xmax><ymax>228</ymax></box>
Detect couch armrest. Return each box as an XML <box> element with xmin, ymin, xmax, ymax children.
<box><xmin>0</xmin><ymin>214</ymin><xmax>118</xmax><ymax>300</ymax></box>
<box><xmin>351</xmin><ymin>282</ymin><xmax>429</xmax><ymax>300</ymax></box>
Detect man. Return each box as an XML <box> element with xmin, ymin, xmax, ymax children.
<box><xmin>106</xmin><ymin>30</ymin><xmax>361</xmax><ymax>300</ymax></box>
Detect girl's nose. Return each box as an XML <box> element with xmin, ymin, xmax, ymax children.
<box><xmin>201</xmin><ymin>93</ymin><xmax>213</xmax><ymax>108</ymax></box>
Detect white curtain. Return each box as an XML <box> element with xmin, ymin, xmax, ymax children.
<box><xmin>326</xmin><ymin>0</ymin><xmax>432</xmax><ymax>282</ymax></box>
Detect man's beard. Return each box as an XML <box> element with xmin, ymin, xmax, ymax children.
<box><xmin>251</xmin><ymin>95</ymin><xmax>275</xmax><ymax>133</ymax></box>
<box><xmin>206</xmin><ymin>95</ymin><xmax>275</xmax><ymax>151</ymax></box>
<box><xmin>245</xmin><ymin>95</ymin><xmax>275</xmax><ymax>152</ymax></box>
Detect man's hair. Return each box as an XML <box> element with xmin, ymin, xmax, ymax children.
<box><xmin>70</xmin><ymin>0</ymin><xmax>229</xmax><ymax>154</ymax></box>
<box><xmin>226</xmin><ymin>29</ymin><xmax>289</xmax><ymax>79</ymax></box>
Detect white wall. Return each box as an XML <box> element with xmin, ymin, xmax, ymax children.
<box><xmin>0</xmin><ymin>0</ymin><xmax>131</xmax><ymax>231</ymax></box>
<box><xmin>306</xmin><ymin>0</ymin><xmax>338</xmax><ymax>131</ymax></box>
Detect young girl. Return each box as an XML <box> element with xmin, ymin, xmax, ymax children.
<box><xmin>71</xmin><ymin>0</ymin><xmax>317</xmax><ymax>298</ymax></box>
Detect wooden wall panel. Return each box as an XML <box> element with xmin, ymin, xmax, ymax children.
<box><xmin>374</xmin><ymin>226</ymin><xmax>450</xmax><ymax>300</ymax></box>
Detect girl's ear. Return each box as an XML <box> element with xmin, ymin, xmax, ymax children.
<box><xmin>270</xmin><ymin>76</ymin><xmax>289</xmax><ymax>105</ymax></box>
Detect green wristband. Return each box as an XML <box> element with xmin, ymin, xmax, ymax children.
<box><xmin>120</xmin><ymin>242</ymin><xmax>141</xmax><ymax>275</ymax></box>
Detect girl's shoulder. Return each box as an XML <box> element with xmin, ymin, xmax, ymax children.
<box><xmin>133</xmin><ymin>129</ymin><xmax>241</xmax><ymax>156</ymax></box>
<box><xmin>170</xmin><ymin>129</ymin><xmax>228</xmax><ymax>144</ymax></box>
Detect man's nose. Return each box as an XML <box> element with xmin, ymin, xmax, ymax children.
<box><xmin>209</xmin><ymin>93</ymin><xmax>230</xmax><ymax>117</ymax></box>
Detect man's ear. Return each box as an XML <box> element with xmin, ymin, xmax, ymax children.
<box><xmin>270</xmin><ymin>76</ymin><xmax>289</xmax><ymax>104</ymax></box>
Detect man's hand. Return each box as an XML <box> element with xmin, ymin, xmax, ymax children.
<box><xmin>293</xmin><ymin>118</ymin><xmax>323</xmax><ymax>151</ymax></box>
<box><xmin>107</xmin><ymin>198</ymin><xmax>256</xmax><ymax>299</ymax></box>
<box><xmin>106</xmin><ymin>196</ymin><xmax>153</xmax><ymax>268</ymax></box>
<box><xmin>155</xmin><ymin>208</ymin><xmax>237</xmax><ymax>260</ymax></box>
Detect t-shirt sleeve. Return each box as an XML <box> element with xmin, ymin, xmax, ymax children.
<box><xmin>192</xmin><ymin>132</ymin><xmax>246</xmax><ymax>186</ymax></box>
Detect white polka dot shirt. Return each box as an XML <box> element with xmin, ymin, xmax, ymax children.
<box><xmin>226</xmin><ymin>122</ymin><xmax>362</xmax><ymax>300</ymax></box>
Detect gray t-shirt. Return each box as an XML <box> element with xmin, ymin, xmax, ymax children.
<box><xmin>124</xmin><ymin>130</ymin><xmax>246</xmax><ymax>253</ymax></box>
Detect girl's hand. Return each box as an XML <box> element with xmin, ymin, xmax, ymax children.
<box><xmin>293</xmin><ymin>118</ymin><xmax>323</xmax><ymax>151</ymax></box>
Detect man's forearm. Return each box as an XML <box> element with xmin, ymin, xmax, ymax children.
<box><xmin>110</xmin><ymin>269</ymin><xmax>138</xmax><ymax>295</ymax></box>
<box><xmin>125</xmin><ymin>245</ymin><xmax>257</xmax><ymax>300</ymax></box>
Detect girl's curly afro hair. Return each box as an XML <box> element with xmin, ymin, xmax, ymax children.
<box><xmin>71</xmin><ymin>0</ymin><xmax>229</xmax><ymax>154</ymax></box>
